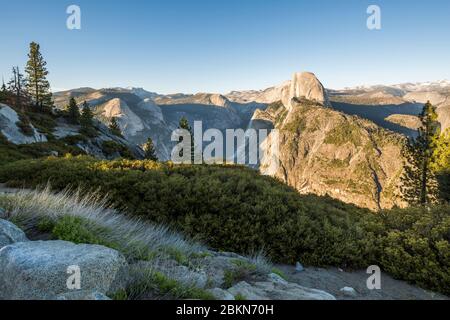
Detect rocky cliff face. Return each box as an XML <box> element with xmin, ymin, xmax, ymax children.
<box><xmin>281</xmin><ymin>72</ymin><xmax>330</xmax><ymax>111</ymax></box>
<box><xmin>403</xmin><ymin>92</ymin><xmax>450</xmax><ymax>132</ymax></box>
<box><xmin>54</xmin><ymin>89</ymin><xmax>172</xmax><ymax>160</ymax></box>
<box><xmin>249</xmin><ymin>72</ymin><xmax>406</xmax><ymax>210</ymax></box>
<box><xmin>0</xmin><ymin>102</ymin><xmax>143</xmax><ymax>160</ymax></box>
<box><xmin>53</xmin><ymin>88</ymin><xmax>266</xmax><ymax>160</ymax></box>
<box><xmin>226</xmin><ymin>72</ymin><xmax>330</xmax><ymax>110</ymax></box>
<box><xmin>330</xmin><ymin>82</ymin><xmax>450</xmax><ymax>132</ymax></box>
<box><xmin>258</xmin><ymin>99</ymin><xmax>405</xmax><ymax>210</ymax></box>
<box><xmin>0</xmin><ymin>104</ymin><xmax>47</xmax><ymax>144</ymax></box>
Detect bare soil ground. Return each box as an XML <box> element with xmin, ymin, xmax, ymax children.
<box><xmin>276</xmin><ymin>264</ymin><xmax>448</xmax><ymax>300</ymax></box>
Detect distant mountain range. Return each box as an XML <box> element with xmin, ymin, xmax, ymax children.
<box><xmin>49</xmin><ymin>74</ymin><xmax>450</xmax><ymax>210</ymax></box>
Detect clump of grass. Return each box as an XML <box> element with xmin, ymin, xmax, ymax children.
<box><xmin>234</xmin><ymin>294</ymin><xmax>247</xmax><ymax>300</ymax></box>
<box><xmin>0</xmin><ymin>186</ymin><xmax>205</xmax><ymax>262</ymax></box>
<box><xmin>165</xmin><ymin>247</ymin><xmax>189</xmax><ymax>266</ymax></box>
<box><xmin>110</xmin><ymin>289</ymin><xmax>128</xmax><ymax>300</ymax></box>
<box><xmin>223</xmin><ymin>259</ymin><xmax>259</xmax><ymax>289</ymax></box>
<box><xmin>125</xmin><ymin>266</ymin><xmax>215</xmax><ymax>300</ymax></box>
<box><xmin>271</xmin><ymin>267</ymin><xmax>287</xmax><ymax>280</ymax></box>
<box><xmin>247</xmin><ymin>250</ymin><xmax>273</xmax><ymax>275</ymax></box>
<box><xmin>52</xmin><ymin>215</ymin><xmax>120</xmax><ymax>250</ymax></box>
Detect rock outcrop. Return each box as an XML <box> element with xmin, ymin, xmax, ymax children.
<box><xmin>227</xmin><ymin>279</ymin><xmax>336</xmax><ymax>300</ymax></box>
<box><xmin>226</xmin><ymin>72</ymin><xmax>330</xmax><ymax>111</ymax></box>
<box><xmin>52</xmin><ymin>118</ymin><xmax>144</xmax><ymax>160</ymax></box>
<box><xmin>0</xmin><ymin>218</ymin><xmax>29</xmax><ymax>248</ymax></box>
<box><xmin>55</xmin><ymin>290</ymin><xmax>111</xmax><ymax>300</ymax></box>
<box><xmin>385</xmin><ymin>114</ymin><xmax>422</xmax><ymax>130</ymax></box>
<box><xmin>0</xmin><ymin>104</ymin><xmax>47</xmax><ymax>144</ymax></box>
<box><xmin>0</xmin><ymin>240</ymin><xmax>128</xmax><ymax>300</ymax></box>
<box><xmin>281</xmin><ymin>72</ymin><xmax>330</xmax><ymax>111</ymax></box>
<box><xmin>0</xmin><ymin>218</ymin><xmax>339</xmax><ymax>300</ymax></box>
<box><xmin>257</xmin><ymin>98</ymin><xmax>405</xmax><ymax>210</ymax></box>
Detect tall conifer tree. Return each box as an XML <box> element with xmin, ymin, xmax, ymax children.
<box><xmin>25</xmin><ymin>42</ymin><xmax>52</xmax><ymax>109</ymax></box>
<box><xmin>401</xmin><ymin>101</ymin><xmax>441</xmax><ymax>205</ymax></box>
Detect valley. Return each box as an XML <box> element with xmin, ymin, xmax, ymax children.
<box><xmin>45</xmin><ymin>72</ymin><xmax>450</xmax><ymax>210</ymax></box>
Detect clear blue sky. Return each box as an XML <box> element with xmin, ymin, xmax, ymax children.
<box><xmin>0</xmin><ymin>0</ymin><xmax>449</xmax><ymax>93</ymax></box>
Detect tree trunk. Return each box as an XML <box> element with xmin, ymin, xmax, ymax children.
<box><xmin>421</xmin><ymin>160</ymin><xmax>428</xmax><ymax>205</ymax></box>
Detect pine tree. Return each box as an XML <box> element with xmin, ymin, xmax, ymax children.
<box><xmin>109</xmin><ymin>117</ymin><xmax>123</xmax><ymax>137</ymax></box>
<box><xmin>80</xmin><ymin>101</ymin><xmax>96</xmax><ymax>137</ymax></box>
<box><xmin>143</xmin><ymin>137</ymin><xmax>158</xmax><ymax>161</ymax></box>
<box><xmin>65</xmin><ymin>97</ymin><xmax>80</xmax><ymax>124</ymax></box>
<box><xmin>401</xmin><ymin>101</ymin><xmax>441</xmax><ymax>205</ymax></box>
<box><xmin>432</xmin><ymin>128</ymin><xmax>450</xmax><ymax>203</ymax></box>
<box><xmin>25</xmin><ymin>42</ymin><xmax>52</xmax><ymax>109</ymax></box>
<box><xmin>0</xmin><ymin>78</ymin><xmax>8</xmax><ymax>103</ymax></box>
<box><xmin>7</xmin><ymin>66</ymin><xmax>28</xmax><ymax>111</ymax></box>
<box><xmin>178</xmin><ymin>116</ymin><xmax>195</xmax><ymax>163</ymax></box>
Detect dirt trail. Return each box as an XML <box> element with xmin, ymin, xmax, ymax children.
<box><xmin>276</xmin><ymin>264</ymin><xmax>448</xmax><ymax>300</ymax></box>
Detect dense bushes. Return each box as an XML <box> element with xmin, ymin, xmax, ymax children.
<box><xmin>101</xmin><ymin>140</ymin><xmax>134</xmax><ymax>159</ymax></box>
<box><xmin>377</xmin><ymin>206</ymin><xmax>450</xmax><ymax>293</ymax></box>
<box><xmin>0</xmin><ymin>156</ymin><xmax>449</xmax><ymax>294</ymax></box>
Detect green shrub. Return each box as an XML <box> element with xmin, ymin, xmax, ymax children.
<box><xmin>0</xmin><ymin>133</ymin><xmax>85</xmax><ymax>165</ymax></box>
<box><xmin>376</xmin><ymin>206</ymin><xmax>450</xmax><ymax>294</ymax></box>
<box><xmin>165</xmin><ymin>247</ymin><xmax>189</xmax><ymax>266</ymax></box>
<box><xmin>16</xmin><ymin>116</ymin><xmax>34</xmax><ymax>136</ymax></box>
<box><xmin>324</xmin><ymin>123</ymin><xmax>362</xmax><ymax>146</ymax></box>
<box><xmin>101</xmin><ymin>140</ymin><xmax>134</xmax><ymax>159</ymax></box>
<box><xmin>223</xmin><ymin>260</ymin><xmax>257</xmax><ymax>289</ymax></box>
<box><xmin>110</xmin><ymin>289</ymin><xmax>128</xmax><ymax>300</ymax></box>
<box><xmin>51</xmin><ymin>215</ymin><xmax>119</xmax><ymax>250</ymax></box>
<box><xmin>60</xmin><ymin>134</ymin><xmax>88</xmax><ymax>145</ymax></box>
<box><xmin>271</xmin><ymin>268</ymin><xmax>287</xmax><ymax>280</ymax></box>
<box><xmin>26</xmin><ymin>110</ymin><xmax>57</xmax><ymax>135</ymax></box>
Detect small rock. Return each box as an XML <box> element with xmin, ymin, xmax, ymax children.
<box><xmin>340</xmin><ymin>286</ymin><xmax>358</xmax><ymax>297</ymax></box>
<box><xmin>0</xmin><ymin>218</ymin><xmax>29</xmax><ymax>249</ymax></box>
<box><xmin>207</xmin><ymin>288</ymin><xmax>235</xmax><ymax>300</ymax></box>
<box><xmin>267</xmin><ymin>273</ymin><xmax>288</xmax><ymax>285</ymax></box>
<box><xmin>227</xmin><ymin>280</ymin><xmax>336</xmax><ymax>300</ymax></box>
<box><xmin>295</xmin><ymin>262</ymin><xmax>304</xmax><ymax>272</ymax></box>
<box><xmin>56</xmin><ymin>290</ymin><xmax>111</xmax><ymax>300</ymax></box>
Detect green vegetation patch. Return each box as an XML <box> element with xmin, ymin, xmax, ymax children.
<box><xmin>324</xmin><ymin>123</ymin><xmax>363</xmax><ymax>146</ymax></box>
<box><xmin>101</xmin><ymin>140</ymin><xmax>134</xmax><ymax>159</ymax></box>
<box><xmin>0</xmin><ymin>156</ymin><xmax>449</xmax><ymax>295</ymax></box>
<box><xmin>124</xmin><ymin>269</ymin><xmax>215</xmax><ymax>300</ymax></box>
